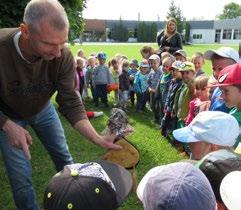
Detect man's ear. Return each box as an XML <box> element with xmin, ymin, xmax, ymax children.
<box><xmin>20</xmin><ymin>23</ymin><xmax>30</xmax><ymax>39</ymax></box>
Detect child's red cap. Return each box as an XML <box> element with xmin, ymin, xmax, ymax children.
<box><xmin>213</xmin><ymin>63</ymin><xmax>241</xmax><ymax>87</ymax></box>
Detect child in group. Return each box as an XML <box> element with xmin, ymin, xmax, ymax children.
<box><xmin>85</xmin><ymin>56</ymin><xmax>97</xmax><ymax>100</ymax></box>
<box><xmin>77</xmin><ymin>48</ymin><xmax>87</xmax><ymax>60</ymax></box>
<box><xmin>160</xmin><ymin>62</ymin><xmax>182</xmax><ymax>137</ymax></box>
<box><xmin>148</xmin><ymin>54</ymin><xmax>163</xmax><ymax>124</ymax></box>
<box><xmin>76</xmin><ymin>49</ymin><xmax>88</xmax><ymax>99</ymax></box>
<box><xmin>172</xmin><ymin>61</ymin><xmax>195</xmax><ymax>128</ymax></box>
<box><xmin>118</xmin><ymin>61</ymin><xmax>130</xmax><ymax>111</ymax></box>
<box><xmin>90</xmin><ymin>52</ymin><xmax>99</xmax><ymax>65</ymax></box>
<box><xmin>92</xmin><ymin>52</ymin><xmax>111</xmax><ymax>107</ymax></box>
<box><xmin>109</xmin><ymin>57</ymin><xmax>120</xmax><ymax>104</ymax></box>
<box><xmin>161</xmin><ymin>51</ymin><xmax>171</xmax><ymax>62</ymax></box>
<box><xmin>75</xmin><ymin>56</ymin><xmax>85</xmax><ymax>96</ymax></box>
<box><xmin>140</xmin><ymin>46</ymin><xmax>157</xmax><ymax>60</ymax></box>
<box><xmin>173</xmin><ymin>49</ymin><xmax>187</xmax><ymax>62</ymax></box>
<box><xmin>204</xmin><ymin>47</ymin><xmax>238</xmax><ymax>113</ymax></box>
<box><xmin>172</xmin><ymin>61</ymin><xmax>195</xmax><ymax>154</ymax></box>
<box><xmin>207</xmin><ymin>76</ymin><xmax>217</xmax><ymax>99</ymax></box>
<box><xmin>173</xmin><ymin>111</ymin><xmax>239</xmax><ymax>160</ymax></box>
<box><xmin>128</xmin><ymin>59</ymin><xmax>139</xmax><ymax>106</ymax></box>
<box><xmin>157</xmin><ymin>56</ymin><xmax>175</xmax><ymax>123</ymax></box>
<box><xmin>191</xmin><ymin>52</ymin><xmax>206</xmax><ymax>77</ymax></box>
<box><xmin>212</xmin><ymin>63</ymin><xmax>241</xmax><ymax>149</ymax></box>
<box><xmin>199</xmin><ymin>151</ymin><xmax>241</xmax><ymax>210</ymax></box>
<box><xmin>44</xmin><ymin>160</ymin><xmax>132</xmax><ymax>210</ymax></box>
<box><xmin>134</xmin><ymin>60</ymin><xmax>150</xmax><ymax>112</ymax></box>
<box><xmin>185</xmin><ymin>75</ymin><xmax>210</xmax><ymax>125</ymax></box>
<box><xmin>137</xmin><ymin>162</ymin><xmax>216</xmax><ymax>210</ymax></box>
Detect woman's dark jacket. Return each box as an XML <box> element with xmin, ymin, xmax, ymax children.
<box><xmin>157</xmin><ymin>31</ymin><xmax>183</xmax><ymax>54</ymax></box>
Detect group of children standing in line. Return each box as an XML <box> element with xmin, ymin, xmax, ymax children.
<box><xmin>61</xmin><ymin>46</ymin><xmax>241</xmax><ymax>210</ymax></box>
<box><xmin>74</xmin><ymin>46</ymin><xmax>241</xmax><ymax>157</ymax></box>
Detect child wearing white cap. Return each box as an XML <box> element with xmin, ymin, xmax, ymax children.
<box><xmin>134</xmin><ymin>60</ymin><xmax>150</xmax><ymax>112</ymax></box>
<box><xmin>204</xmin><ymin>46</ymin><xmax>238</xmax><ymax>113</ymax></box>
<box><xmin>148</xmin><ymin>54</ymin><xmax>163</xmax><ymax>124</ymax></box>
<box><xmin>173</xmin><ymin>111</ymin><xmax>239</xmax><ymax>160</ymax></box>
<box><xmin>220</xmin><ymin>171</ymin><xmax>241</xmax><ymax>210</ymax></box>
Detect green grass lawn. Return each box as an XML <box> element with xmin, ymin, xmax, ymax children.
<box><xmin>0</xmin><ymin>43</ymin><xmax>238</xmax><ymax>210</ymax></box>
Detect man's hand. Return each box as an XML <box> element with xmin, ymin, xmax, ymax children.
<box><xmin>90</xmin><ymin>127</ymin><xmax>135</xmax><ymax>150</ymax></box>
<box><xmin>97</xmin><ymin>134</ymin><xmax>122</xmax><ymax>150</ymax></box>
<box><xmin>74</xmin><ymin>119</ymin><xmax>125</xmax><ymax>151</ymax></box>
<box><xmin>2</xmin><ymin>120</ymin><xmax>32</xmax><ymax>159</ymax></box>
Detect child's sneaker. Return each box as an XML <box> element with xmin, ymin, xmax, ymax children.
<box><xmin>93</xmin><ymin>111</ymin><xmax>103</xmax><ymax>117</ymax></box>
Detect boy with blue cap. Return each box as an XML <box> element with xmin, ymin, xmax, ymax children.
<box><xmin>137</xmin><ymin>162</ymin><xmax>216</xmax><ymax>210</ymax></box>
<box><xmin>92</xmin><ymin>52</ymin><xmax>111</xmax><ymax>107</ymax></box>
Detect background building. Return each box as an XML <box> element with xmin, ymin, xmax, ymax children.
<box><xmin>82</xmin><ymin>17</ymin><xmax>241</xmax><ymax>44</ymax></box>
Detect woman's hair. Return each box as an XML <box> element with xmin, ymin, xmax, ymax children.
<box><xmin>165</xmin><ymin>17</ymin><xmax>177</xmax><ymax>35</ymax></box>
<box><xmin>194</xmin><ymin>75</ymin><xmax>209</xmax><ymax>90</ymax></box>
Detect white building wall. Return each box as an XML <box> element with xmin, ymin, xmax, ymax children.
<box><xmin>214</xmin><ymin>18</ymin><xmax>241</xmax><ymax>44</ymax></box>
<box><xmin>219</xmin><ymin>29</ymin><xmax>241</xmax><ymax>44</ymax></box>
<box><xmin>190</xmin><ymin>29</ymin><xmax>215</xmax><ymax>44</ymax></box>
<box><xmin>221</xmin><ymin>39</ymin><xmax>241</xmax><ymax>44</ymax></box>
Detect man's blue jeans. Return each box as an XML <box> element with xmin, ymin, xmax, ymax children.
<box><xmin>0</xmin><ymin>102</ymin><xmax>74</xmax><ymax>210</ymax></box>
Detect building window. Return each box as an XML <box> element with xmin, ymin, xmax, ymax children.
<box><xmin>234</xmin><ymin>29</ymin><xmax>241</xmax><ymax>40</ymax></box>
<box><xmin>193</xmin><ymin>34</ymin><xmax>202</xmax><ymax>39</ymax></box>
<box><xmin>222</xmin><ymin>29</ymin><xmax>232</xmax><ymax>39</ymax></box>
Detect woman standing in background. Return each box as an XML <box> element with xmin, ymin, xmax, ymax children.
<box><xmin>157</xmin><ymin>17</ymin><xmax>183</xmax><ymax>55</ymax></box>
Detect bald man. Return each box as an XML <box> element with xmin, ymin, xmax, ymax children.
<box><xmin>0</xmin><ymin>0</ymin><xmax>120</xmax><ymax>209</ymax></box>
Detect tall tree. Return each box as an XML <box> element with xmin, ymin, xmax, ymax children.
<box><xmin>150</xmin><ymin>22</ymin><xmax>158</xmax><ymax>42</ymax></box>
<box><xmin>137</xmin><ymin>22</ymin><xmax>158</xmax><ymax>42</ymax></box>
<box><xmin>0</xmin><ymin>0</ymin><xmax>86</xmax><ymax>42</ymax></box>
<box><xmin>183</xmin><ymin>21</ymin><xmax>190</xmax><ymax>43</ymax></box>
<box><xmin>111</xmin><ymin>18</ymin><xmax>129</xmax><ymax>42</ymax></box>
<box><xmin>217</xmin><ymin>2</ymin><xmax>241</xmax><ymax>19</ymax></box>
<box><xmin>166</xmin><ymin>0</ymin><xmax>185</xmax><ymax>34</ymax></box>
<box><xmin>137</xmin><ymin>22</ymin><xmax>147</xmax><ymax>42</ymax></box>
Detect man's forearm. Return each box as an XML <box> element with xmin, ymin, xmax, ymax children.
<box><xmin>73</xmin><ymin>119</ymin><xmax>102</xmax><ymax>145</ymax></box>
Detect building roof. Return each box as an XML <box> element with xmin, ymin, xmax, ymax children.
<box><xmin>84</xmin><ymin>19</ymin><xmax>106</xmax><ymax>32</ymax></box>
<box><xmin>84</xmin><ymin>17</ymin><xmax>241</xmax><ymax>32</ymax></box>
<box><xmin>188</xmin><ymin>20</ymin><xmax>214</xmax><ymax>29</ymax></box>
<box><xmin>214</xmin><ymin>17</ymin><xmax>241</xmax><ymax>29</ymax></box>
<box><xmin>106</xmin><ymin>19</ymin><xmax>165</xmax><ymax>30</ymax></box>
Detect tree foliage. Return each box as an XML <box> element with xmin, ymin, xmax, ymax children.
<box><xmin>137</xmin><ymin>22</ymin><xmax>147</xmax><ymax>42</ymax></box>
<box><xmin>166</xmin><ymin>0</ymin><xmax>185</xmax><ymax>34</ymax></box>
<box><xmin>111</xmin><ymin>18</ymin><xmax>129</xmax><ymax>42</ymax></box>
<box><xmin>137</xmin><ymin>21</ymin><xmax>157</xmax><ymax>42</ymax></box>
<box><xmin>0</xmin><ymin>0</ymin><xmax>86</xmax><ymax>42</ymax></box>
<box><xmin>184</xmin><ymin>21</ymin><xmax>190</xmax><ymax>43</ymax></box>
<box><xmin>217</xmin><ymin>2</ymin><xmax>241</xmax><ymax>19</ymax></box>
<box><xmin>0</xmin><ymin>1</ymin><xmax>27</xmax><ymax>28</ymax></box>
